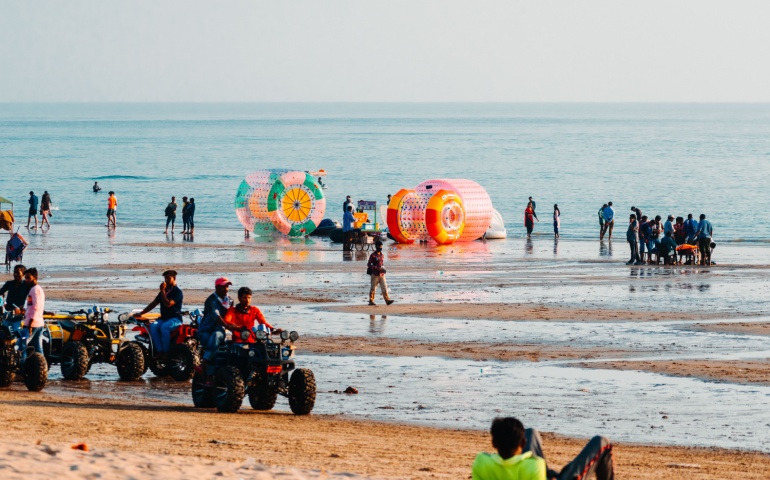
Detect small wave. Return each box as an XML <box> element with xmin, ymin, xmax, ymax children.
<box><xmin>92</xmin><ymin>175</ymin><xmax>151</xmax><ymax>180</ymax></box>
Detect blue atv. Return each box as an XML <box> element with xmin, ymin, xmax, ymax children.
<box><xmin>191</xmin><ymin>327</ymin><xmax>316</xmax><ymax>415</ymax></box>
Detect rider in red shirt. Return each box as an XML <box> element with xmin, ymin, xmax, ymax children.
<box><xmin>222</xmin><ymin>286</ymin><xmax>277</xmax><ymax>343</ymax></box>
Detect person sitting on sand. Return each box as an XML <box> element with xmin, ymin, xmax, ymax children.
<box><xmin>472</xmin><ymin>417</ymin><xmax>614</xmax><ymax>480</ymax></box>
<box><xmin>222</xmin><ymin>286</ymin><xmax>278</xmax><ymax>343</ymax></box>
<box><xmin>197</xmin><ymin>277</ymin><xmax>233</xmax><ymax>378</ymax></box>
<box><xmin>134</xmin><ymin>270</ymin><xmax>184</xmax><ymax>359</ymax></box>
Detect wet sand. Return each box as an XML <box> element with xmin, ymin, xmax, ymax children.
<box><xmin>577</xmin><ymin>359</ymin><xmax>770</xmax><ymax>386</ymax></box>
<box><xmin>1</xmin><ymin>389</ymin><xmax>769</xmax><ymax>480</ymax></box>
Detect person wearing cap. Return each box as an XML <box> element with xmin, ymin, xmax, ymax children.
<box><xmin>222</xmin><ymin>286</ymin><xmax>278</xmax><ymax>344</ymax></box>
<box><xmin>367</xmin><ymin>240</ymin><xmax>394</xmax><ymax>306</ymax></box>
<box><xmin>134</xmin><ymin>270</ymin><xmax>184</xmax><ymax>358</ymax></box>
<box><xmin>197</xmin><ymin>277</ymin><xmax>234</xmax><ymax>376</ymax></box>
<box><xmin>343</xmin><ymin>195</ymin><xmax>352</xmax><ymax>213</ymax></box>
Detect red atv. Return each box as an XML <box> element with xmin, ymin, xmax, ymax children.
<box><xmin>121</xmin><ymin>310</ymin><xmax>201</xmax><ymax>381</ymax></box>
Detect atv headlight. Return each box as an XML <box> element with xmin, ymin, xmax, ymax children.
<box><xmin>239</xmin><ymin>330</ymin><xmax>251</xmax><ymax>341</ymax></box>
<box><xmin>255</xmin><ymin>330</ymin><xmax>268</xmax><ymax>341</ymax></box>
<box><xmin>289</xmin><ymin>331</ymin><xmax>299</xmax><ymax>342</ymax></box>
<box><xmin>280</xmin><ymin>330</ymin><xmax>290</xmax><ymax>341</ymax></box>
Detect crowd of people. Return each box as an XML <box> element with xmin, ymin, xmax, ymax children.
<box><xmin>164</xmin><ymin>196</ymin><xmax>196</xmax><ymax>236</ymax></box>
<box><xmin>625</xmin><ymin>207</ymin><xmax>714</xmax><ymax>266</ymax></box>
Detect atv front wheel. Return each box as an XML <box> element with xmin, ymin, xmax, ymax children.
<box><xmin>22</xmin><ymin>352</ymin><xmax>48</xmax><ymax>391</ymax></box>
<box><xmin>288</xmin><ymin>368</ymin><xmax>316</xmax><ymax>415</ymax></box>
<box><xmin>214</xmin><ymin>366</ymin><xmax>244</xmax><ymax>413</ymax></box>
<box><xmin>61</xmin><ymin>341</ymin><xmax>90</xmax><ymax>380</ymax></box>
<box><xmin>192</xmin><ymin>371</ymin><xmax>215</xmax><ymax>408</ymax></box>
<box><xmin>116</xmin><ymin>343</ymin><xmax>145</xmax><ymax>381</ymax></box>
<box><xmin>168</xmin><ymin>342</ymin><xmax>199</xmax><ymax>381</ymax></box>
<box><xmin>149</xmin><ymin>357</ymin><xmax>169</xmax><ymax>377</ymax></box>
<box><xmin>248</xmin><ymin>370</ymin><xmax>277</xmax><ymax>410</ymax></box>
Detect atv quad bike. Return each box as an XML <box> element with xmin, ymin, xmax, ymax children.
<box><xmin>48</xmin><ymin>306</ymin><xmax>144</xmax><ymax>381</ymax></box>
<box><xmin>123</xmin><ymin>309</ymin><xmax>201</xmax><ymax>381</ymax></box>
<box><xmin>0</xmin><ymin>306</ymin><xmax>48</xmax><ymax>391</ymax></box>
<box><xmin>192</xmin><ymin>327</ymin><xmax>316</xmax><ymax>415</ymax></box>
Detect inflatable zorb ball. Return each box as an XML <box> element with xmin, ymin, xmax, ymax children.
<box><xmin>235</xmin><ymin>170</ymin><xmax>326</xmax><ymax>237</ymax></box>
<box><xmin>387</xmin><ymin>179</ymin><xmax>493</xmax><ymax>245</ymax></box>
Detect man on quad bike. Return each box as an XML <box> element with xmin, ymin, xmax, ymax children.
<box><xmin>197</xmin><ymin>277</ymin><xmax>233</xmax><ymax>378</ymax></box>
<box><xmin>222</xmin><ymin>287</ymin><xmax>278</xmax><ymax>343</ymax></box>
<box><xmin>134</xmin><ymin>270</ymin><xmax>183</xmax><ymax>359</ymax></box>
<box><xmin>0</xmin><ymin>264</ymin><xmax>31</xmax><ymax>312</ymax></box>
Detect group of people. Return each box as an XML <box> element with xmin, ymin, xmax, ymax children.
<box><xmin>164</xmin><ymin>196</ymin><xmax>196</xmax><ymax>235</ymax></box>
<box><xmin>26</xmin><ymin>191</ymin><xmax>53</xmax><ymax>230</ymax></box>
<box><xmin>625</xmin><ymin>207</ymin><xmax>714</xmax><ymax>266</ymax></box>
<box><xmin>0</xmin><ymin>264</ymin><xmax>46</xmax><ymax>357</ymax></box>
<box><xmin>523</xmin><ymin>198</ymin><xmax>561</xmax><ymax>238</ymax></box>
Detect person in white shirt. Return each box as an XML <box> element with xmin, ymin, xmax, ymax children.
<box><xmin>22</xmin><ymin>267</ymin><xmax>45</xmax><ymax>355</ymax></box>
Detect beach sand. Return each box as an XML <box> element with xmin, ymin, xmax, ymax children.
<box><xmin>5</xmin><ymin>225</ymin><xmax>770</xmax><ymax>477</ymax></box>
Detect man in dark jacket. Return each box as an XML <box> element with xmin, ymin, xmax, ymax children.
<box><xmin>197</xmin><ymin>277</ymin><xmax>233</xmax><ymax>378</ymax></box>
<box><xmin>367</xmin><ymin>240</ymin><xmax>394</xmax><ymax>306</ymax></box>
<box><xmin>0</xmin><ymin>264</ymin><xmax>31</xmax><ymax>311</ymax></box>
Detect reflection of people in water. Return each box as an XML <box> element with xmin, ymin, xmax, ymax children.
<box><xmin>93</xmin><ymin>182</ymin><xmax>101</xmax><ymax>193</ymax></box>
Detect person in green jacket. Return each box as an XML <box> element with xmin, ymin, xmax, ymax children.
<box><xmin>472</xmin><ymin>417</ymin><xmax>614</xmax><ymax>480</ymax></box>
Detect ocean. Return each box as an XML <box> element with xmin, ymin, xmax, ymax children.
<box><xmin>1</xmin><ymin>102</ymin><xmax>769</xmax><ymax>242</ymax></box>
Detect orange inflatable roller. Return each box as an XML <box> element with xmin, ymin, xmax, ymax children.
<box><xmin>426</xmin><ymin>190</ymin><xmax>465</xmax><ymax>245</ymax></box>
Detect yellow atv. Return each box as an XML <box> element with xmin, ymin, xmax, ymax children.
<box><xmin>45</xmin><ymin>307</ymin><xmax>144</xmax><ymax>381</ymax></box>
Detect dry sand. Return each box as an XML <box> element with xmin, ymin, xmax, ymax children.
<box><xmin>1</xmin><ymin>389</ymin><xmax>769</xmax><ymax>480</ymax></box>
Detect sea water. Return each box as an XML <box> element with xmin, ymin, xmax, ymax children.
<box><xmin>1</xmin><ymin>103</ymin><xmax>769</xmax><ymax>241</ymax></box>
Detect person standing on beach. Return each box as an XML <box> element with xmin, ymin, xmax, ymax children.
<box><xmin>187</xmin><ymin>198</ymin><xmax>195</xmax><ymax>235</ymax></box>
<box><xmin>343</xmin><ymin>205</ymin><xmax>355</xmax><ymax>251</ymax></box>
<box><xmin>684</xmin><ymin>213</ymin><xmax>698</xmax><ymax>244</ymax></box>
<box><xmin>638</xmin><ymin>215</ymin><xmax>650</xmax><ymax>262</ymax></box>
<box><xmin>40</xmin><ymin>191</ymin><xmax>53</xmax><ymax>228</ymax></box>
<box><xmin>694</xmin><ymin>214</ymin><xmax>714</xmax><ymax>265</ymax></box>
<box><xmin>524</xmin><ymin>202</ymin><xmax>537</xmax><ymax>238</ymax></box>
<box><xmin>626</xmin><ymin>214</ymin><xmax>640</xmax><ymax>265</ymax></box>
<box><xmin>367</xmin><ymin>240</ymin><xmax>394</xmax><ymax>306</ymax></box>
<box><xmin>164</xmin><ymin>196</ymin><xmax>177</xmax><ymax>234</ymax></box>
<box><xmin>528</xmin><ymin>197</ymin><xmax>538</xmax><ymax>220</ymax></box>
<box><xmin>93</xmin><ymin>182</ymin><xmax>101</xmax><ymax>193</ymax></box>
<box><xmin>598</xmin><ymin>204</ymin><xmax>607</xmax><ymax>239</ymax></box>
<box><xmin>663</xmin><ymin>215</ymin><xmax>675</xmax><ymax>237</ymax></box>
<box><xmin>134</xmin><ymin>270</ymin><xmax>184</xmax><ymax>359</ymax></box>
<box><xmin>106</xmin><ymin>191</ymin><xmax>117</xmax><ymax>227</ymax></box>
<box><xmin>181</xmin><ymin>197</ymin><xmax>190</xmax><ymax>234</ymax></box>
<box><xmin>600</xmin><ymin>202</ymin><xmax>615</xmax><ymax>240</ymax></box>
<box><xmin>650</xmin><ymin>215</ymin><xmax>663</xmax><ymax>250</ymax></box>
<box><xmin>552</xmin><ymin>204</ymin><xmax>560</xmax><ymax>238</ymax></box>
<box><xmin>471</xmin><ymin>417</ymin><xmax>614</xmax><ymax>480</ymax></box>
<box><xmin>631</xmin><ymin>206</ymin><xmax>642</xmax><ymax>222</ymax></box>
<box><xmin>21</xmin><ymin>268</ymin><xmax>45</xmax><ymax>355</ymax></box>
<box><xmin>26</xmin><ymin>191</ymin><xmax>39</xmax><ymax>229</ymax></box>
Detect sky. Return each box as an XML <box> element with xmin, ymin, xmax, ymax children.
<box><xmin>1</xmin><ymin>0</ymin><xmax>769</xmax><ymax>102</ymax></box>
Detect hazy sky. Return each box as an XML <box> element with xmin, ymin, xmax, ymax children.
<box><xmin>2</xmin><ymin>1</ymin><xmax>769</xmax><ymax>102</ymax></box>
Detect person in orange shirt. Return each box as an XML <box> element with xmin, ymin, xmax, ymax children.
<box><xmin>107</xmin><ymin>191</ymin><xmax>117</xmax><ymax>227</ymax></box>
<box><xmin>222</xmin><ymin>287</ymin><xmax>279</xmax><ymax>343</ymax></box>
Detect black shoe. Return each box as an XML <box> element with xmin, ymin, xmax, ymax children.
<box><xmin>386</xmin><ymin>300</ymin><xmax>395</xmax><ymax>305</ymax></box>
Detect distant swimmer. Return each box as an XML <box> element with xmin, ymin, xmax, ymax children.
<box><xmin>93</xmin><ymin>182</ymin><xmax>102</xmax><ymax>193</ymax></box>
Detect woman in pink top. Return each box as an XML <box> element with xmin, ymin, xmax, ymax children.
<box><xmin>22</xmin><ymin>268</ymin><xmax>45</xmax><ymax>354</ymax></box>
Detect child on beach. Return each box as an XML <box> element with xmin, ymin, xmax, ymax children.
<box><xmin>552</xmin><ymin>204</ymin><xmax>560</xmax><ymax>238</ymax></box>
<box><xmin>222</xmin><ymin>286</ymin><xmax>276</xmax><ymax>343</ymax></box>
<box><xmin>106</xmin><ymin>191</ymin><xmax>117</xmax><ymax>227</ymax></box>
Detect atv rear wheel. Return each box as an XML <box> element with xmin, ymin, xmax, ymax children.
<box><xmin>288</xmin><ymin>368</ymin><xmax>316</xmax><ymax>415</ymax></box>
<box><xmin>116</xmin><ymin>343</ymin><xmax>145</xmax><ymax>381</ymax></box>
<box><xmin>248</xmin><ymin>370</ymin><xmax>278</xmax><ymax>410</ymax></box>
<box><xmin>22</xmin><ymin>352</ymin><xmax>48</xmax><ymax>391</ymax></box>
<box><xmin>214</xmin><ymin>366</ymin><xmax>244</xmax><ymax>413</ymax></box>
<box><xmin>192</xmin><ymin>371</ymin><xmax>215</xmax><ymax>408</ymax></box>
<box><xmin>168</xmin><ymin>342</ymin><xmax>199</xmax><ymax>381</ymax></box>
<box><xmin>61</xmin><ymin>341</ymin><xmax>90</xmax><ymax>380</ymax></box>
<box><xmin>0</xmin><ymin>350</ymin><xmax>16</xmax><ymax>387</ymax></box>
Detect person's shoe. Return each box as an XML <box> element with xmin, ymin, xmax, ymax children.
<box><xmin>626</xmin><ymin>260</ymin><xmax>634</xmax><ymax>265</ymax></box>
<box><xmin>386</xmin><ymin>300</ymin><xmax>395</xmax><ymax>305</ymax></box>
<box><xmin>368</xmin><ymin>301</ymin><xmax>376</xmax><ymax>306</ymax></box>
<box><xmin>634</xmin><ymin>261</ymin><xmax>644</xmax><ymax>265</ymax></box>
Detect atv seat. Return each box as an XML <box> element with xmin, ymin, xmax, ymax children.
<box><xmin>59</xmin><ymin>320</ymin><xmax>78</xmax><ymax>332</ymax></box>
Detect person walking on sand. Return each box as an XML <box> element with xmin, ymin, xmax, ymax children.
<box><xmin>367</xmin><ymin>240</ymin><xmax>394</xmax><ymax>306</ymax></box>
<box><xmin>694</xmin><ymin>214</ymin><xmax>714</xmax><ymax>266</ymax></box>
<box><xmin>26</xmin><ymin>191</ymin><xmax>39</xmax><ymax>229</ymax></box>
<box><xmin>472</xmin><ymin>417</ymin><xmax>614</xmax><ymax>480</ymax></box>
<box><xmin>597</xmin><ymin>204</ymin><xmax>607</xmax><ymax>239</ymax></box>
<box><xmin>93</xmin><ymin>182</ymin><xmax>101</xmax><ymax>193</ymax></box>
<box><xmin>164</xmin><ymin>196</ymin><xmax>177</xmax><ymax>234</ymax></box>
<box><xmin>524</xmin><ymin>202</ymin><xmax>537</xmax><ymax>238</ymax></box>
<box><xmin>133</xmin><ymin>270</ymin><xmax>184</xmax><ymax>359</ymax></box>
<box><xmin>106</xmin><ymin>191</ymin><xmax>117</xmax><ymax>227</ymax></box>
<box><xmin>626</xmin><ymin>214</ymin><xmax>640</xmax><ymax>265</ymax></box>
<box><xmin>552</xmin><ymin>204</ymin><xmax>560</xmax><ymax>238</ymax></box>
<box><xmin>600</xmin><ymin>202</ymin><xmax>615</xmax><ymax>240</ymax></box>
<box><xmin>40</xmin><ymin>191</ymin><xmax>53</xmax><ymax>228</ymax></box>
<box><xmin>21</xmin><ymin>268</ymin><xmax>46</xmax><ymax>356</ymax></box>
